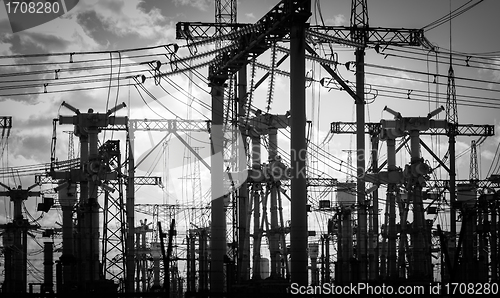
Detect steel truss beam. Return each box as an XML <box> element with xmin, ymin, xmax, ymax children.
<box><xmin>35</xmin><ymin>174</ymin><xmax>162</xmax><ymax>187</ymax></box>
<box><xmin>429</xmin><ymin>178</ymin><xmax>500</xmax><ymax>191</ymax></box>
<box><xmin>309</xmin><ymin>26</ymin><xmax>424</xmax><ymax>46</ymax></box>
<box><xmin>331</xmin><ymin>121</ymin><xmax>494</xmax><ymax>137</ymax></box>
<box><xmin>281</xmin><ymin>177</ymin><xmax>339</xmax><ymax>188</ymax></box>
<box><xmin>129</xmin><ymin>119</ymin><xmax>210</xmax><ymax>132</ymax></box>
<box><xmin>175</xmin><ymin>24</ymin><xmax>425</xmax><ymax>48</ymax></box>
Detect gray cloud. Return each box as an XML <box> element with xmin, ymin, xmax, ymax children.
<box><xmin>10</xmin><ymin>133</ymin><xmax>52</xmax><ymax>162</ymax></box>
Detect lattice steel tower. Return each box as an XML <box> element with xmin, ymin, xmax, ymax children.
<box><xmin>469</xmin><ymin>140</ymin><xmax>479</xmax><ymax>182</ymax></box>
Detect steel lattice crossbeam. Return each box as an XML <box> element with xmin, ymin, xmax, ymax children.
<box><xmin>281</xmin><ymin>177</ymin><xmax>339</xmax><ymax>187</ymax></box>
<box><xmin>308</xmin><ymin>26</ymin><xmax>424</xmax><ymax>46</ymax></box>
<box><xmin>35</xmin><ymin>174</ymin><xmax>161</xmax><ymax>186</ymax></box>
<box><xmin>130</xmin><ymin>119</ymin><xmax>210</xmax><ymax>132</ymax></box>
<box><xmin>176</xmin><ymin>22</ymin><xmax>250</xmax><ymax>40</ymax></box>
<box><xmin>133</xmin><ymin>176</ymin><xmax>163</xmax><ymax>187</ymax></box>
<box><xmin>331</xmin><ymin>121</ymin><xmax>494</xmax><ymax>136</ymax></box>
<box><xmin>430</xmin><ymin>178</ymin><xmax>500</xmax><ymax>190</ymax></box>
<box><xmin>175</xmin><ymin>23</ymin><xmax>425</xmax><ymax>49</ymax></box>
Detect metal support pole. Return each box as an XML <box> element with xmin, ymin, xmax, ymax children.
<box><xmin>269</xmin><ymin>129</ymin><xmax>280</xmax><ymax>277</ymax></box>
<box><xmin>355</xmin><ymin>47</ymin><xmax>367</xmax><ymax>282</ymax></box>
<box><xmin>462</xmin><ymin>208</ymin><xmax>476</xmax><ymax>280</ymax></box>
<box><xmin>321</xmin><ymin>236</ymin><xmax>325</xmax><ymax>283</ymax></box>
<box><xmin>188</xmin><ymin>232</ymin><xmax>196</xmax><ymax>291</ymax></box>
<box><xmin>135</xmin><ymin>232</ymin><xmax>140</xmax><ymax>291</ymax></box>
<box><xmin>387</xmin><ymin>138</ymin><xmax>397</xmax><ymax>278</ymax></box>
<box><xmin>325</xmin><ymin>235</ymin><xmax>330</xmax><ymax>283</ymax></box>
<box><xmin>492</xmin><ymin>202</ymin><xmax>498</xmax><ymax>282</ymax></box>
<box><xmin>88</xmin><ymin>129</ymin><xmax>100</xmax><ymax>283</ymax></box>
<box><xmin>380</xmin><ymin>202</ymin><xmax>388</xmax><ymax>279</ymax></box>
<box><xmin>60</xmin><ymin>183</ymin><xmax>76</xmax><ymax>291</ymax></box>
<box><xmin>44</xmin><ymin>242</ymin><xmax>54</xmax><ymax>293</ymax></box>
<box><xmin>141</xmin><ymin>229</ymin><xmax>147</xmax><ymax>291</ymax></box>
<box><xmin>126</xmin><ymin>128</ymin><xmax>135</xmax><ymax>293</ymax></box>
<box><xmin>251</xmin><ymin>135</ymin><xmax>261</xmax><ymax>279</ymax></box>
<box><xmin>199</xmin><ymin>229</ymin><xmax>208</xmax><ymax>291</ymax></box>
<box><xmin>237</xmin><ymin>66</ymin><xmax>250</xmax><ymax>282</ymax></box>
<box><xmin>290</xmin><ymin>15</ymin><xmax>308</xmax><ymax>287</ymax></box>
<box><xmin>3</xmin><ymin>236</ymin><xmax>13</xmax><ymax>293</ymax></box>
<box><xmin>449</xmin><ymin>133</ymin><xmax>457</xmax><ymax>264</ymax></box>
<box><xmin>153</xmin><ymin>258</ymin><xmax>160</xmax><ymax>288</ymax></box>
<box><xmin>210</xmin><ymin>82</ymin><xmax>226</xmax><ymax>292</ymax></box>
<box><xmin>309</xmin><ymin>243</ymin><xmax>318</xmax><ymax>285</ymax></box>
<box><xmin>13</xmin><ymin>196</ymin><xmax>25</xmax><ymax>293</ymax></box>
<box><xmin>408</xmin><ymin>130</ymin><xmax>431</xmax><ymax>281</ymax></box>
<box><xmin>397</xmin><ymin>192</ymin><xmax>409</xmax><ymax>278</ymax></box>
<box><xmin>479</xmin><ymin>204</ymin><xmax>488</xmax><ymax>281</ymax></box>
<box><xmin>79</xmin><ymin>134</ymin><xmax>89</xmax><ymax>288</ymax></box>
<box><xmin>369</xmin><ymin>134</ymin><xmax>379</xmax><ymax>280</ymax></box>
<box><xmin>342</xmin><ymin>208</ymin><xmax>353</xmax><ymax>284</ymax></box>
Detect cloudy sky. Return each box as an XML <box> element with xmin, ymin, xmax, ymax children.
<box><xmin>0</xmin><ymin>0</ymin><xmax>500</xmax><ymax>285</ymax></box>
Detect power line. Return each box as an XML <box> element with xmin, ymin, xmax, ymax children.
<box><xmin>0</xmin><ymin>44</ymin><xmax>179</xmax><ymax>60</ymax></box>
<box><xmin>364</xmin><ymin>71</ymin><xmax>500</xmax><ymax>95</ymax></box>
<box><xmin>421</xmin><ymin>0</ymin><xmax>484</xmax><ymax>32</ymax></box>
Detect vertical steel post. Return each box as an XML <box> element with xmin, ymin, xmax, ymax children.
<box><xmin>342</xmin><ymin>208</ymin><xmax>353</xmax><ymax>284</ymax></box>
<box><xmin>88</xmin><ymin>128</ymin><xmax>100</xmax><ymax>283</ymax></box>
<box><xmin>237</xmin><ymin>66</ymin><xmax>250</xmax><ymax>281</ymax></box>
<box><xmin>188</xmin><ymin>232</ymin><xmax>196</xmax><ymax>291</ymax></box>
<box><xmin>321</xmin><ymin>236</ymin><xmax>325</xmax><ymax>283</ymax></box>
<box><xmin>355</xmin><ymin>47</ymin><xmax>367</xmax><ymax>281</ymax></box>
<box><xmin>199</xmin><ymin>229</ymin><xmax>208</xmax><ymax>291</ymax></box>
<box><xmin>13</xmin><ymin>194</ymin><xmax>25</xmax><ymax>293</ymax></box>
<box><xmin>492</xmin><ymin>203</ymin><xmax>498</xmax><ymax>282</ymax></box>
<box><xmin>397</xmin><ymin>191</ymin><xmax>409</xmax><ymax>278</ymax></box>
<box><xmin>449</xmin><ymin>132</ymin><xmax>457</xmax><ymax>264</ymax></box>
<box><xmin>408</xmin><ymin>130</ymin><xmax>430</xmax><ymax>280</ymax></box>
<box><xmin>369</xmin><ymin>133</ymin><xmax>379</xmax><ymax>280</ymax></box>
<box><xmin>386</xmin><ymin>138</ymin><xmax>397</xmax><ymax>278</ymax></box>
<box><xmin>251</xmin><ymin>135</ymin><xmax>261</xmax><ymax>279</ymax></box>
<box><xmin>290</xmin><ymin>13</ymin><xmax>308</xmax><ymax>286</ymax></box>
<box><xmin>210</xmin><ymin>82</ymin><xmax>226</xmax><ymax>292</ymax></box>
<box><xmin>268</xmin><ymin>129</ymin><xmax>280</xmax><ymax>277</ymax></box>
<box><xmin>325</xmin><ymin>234</ymin><xmax>330</xmax><ymax>282</ymax></box>
<box><xmin>60</xmin><ymin>183</ymin><xmax>76</xmax><ymax>290</ymax></box>
<box><xmin>126</xmin><ymin>127</ymin><xmax>135</xmax><ymax>293</ymax></box>
<box><xmin>43</xmin><ymin>241</ymin><xmax>54</xmax><ymax>293</ymax></box>
<box><xmin>141</xmin><ymin>229</ymin><xmax>147</xmax><ymax>291</ymax></box>
<box><xmin>479</xmin><ymin>204</ymin><xmax>488</xmax><ymax>281</ymax></box>
<box><xmin>78</xmin><ymin>134</ymin><xmax>89</xmax><ymax>288</ymax></box>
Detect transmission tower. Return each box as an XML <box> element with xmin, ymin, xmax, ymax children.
<box><xmin>215</xmin><ymin>0</ymin><xmax>237</xmax><ymax>49</ymax></box>
<box><xmin>215</xmin><ymin>0</ymin><xmax>239</xmax><ymax>288</ymax></box>
<box><xmin>445</xmin><ymin>20</ymin><xmax>459</xmax><ymax>260</ymax></box>
<box><xmin>469</xmin><ymin>140</ymin><xmax>479</xmax><ymax>183</ymax></box>
<box><xmin>64</xmin><ymin>131</ymin><xmax>75</xmax><ymax>166</ymax></box>
<box><xmin>342</xmin><ymin>149</ymin><xmax>356</xmax><ymax>183</ymax></box>
<box><xmin>349</xmin><ymin>0</ymin><xmax>370</xmax><ymax>282</ymax></box>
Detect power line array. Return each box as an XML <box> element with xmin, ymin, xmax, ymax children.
<box><xmin>0</xmin><ymin>0</ymin><xmax>499</xmax><ymax>296</ymax></box>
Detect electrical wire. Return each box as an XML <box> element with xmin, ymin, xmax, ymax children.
<box><xmin>421</xmin><ymin>0</ymin><xmax>483</xmax><ymax>32</ymax></box>
<box><xmin>0</xmin><ymin>43</ymin><xmax>180</xmax><ymax>60</ymax></box>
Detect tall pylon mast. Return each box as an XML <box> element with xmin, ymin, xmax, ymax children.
<box><xmin>445</xmin><ymin>6</ymin><xmax>459</xmax><ymax>263</ymax></box>
<box><xmin>215</xmin><ymin>0</ymin><xmax>237</xmax><ymax>45</ymax></box>
<box><xmin>469</xmin><ymin>140</ymin><xmax>479</xmax><ymax>183</ymax></box>
<box><xmin>63</xmin><ymin>131</ymin><xmax>75</xmax><ymax>161</ymax></box>
<box><xmin>350</xmin><ymin>0</ymin><xmax>369</xmax><ymax>282</ymax></box>
<box><xmin>215</xmin><ymin>0</ymin><xmax>239</xmax><ymax>289</ymax></box>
